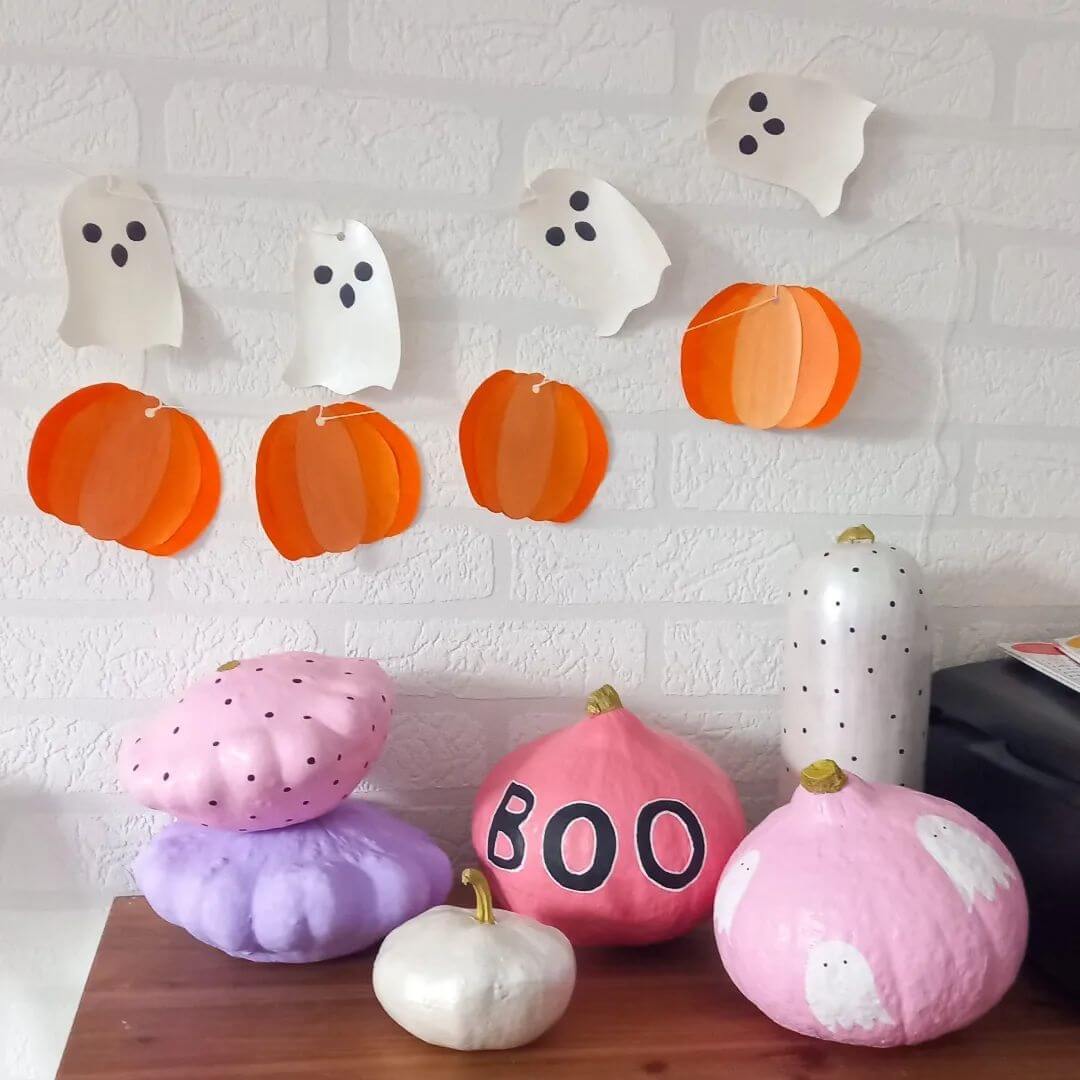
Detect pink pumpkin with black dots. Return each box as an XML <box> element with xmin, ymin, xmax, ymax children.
<box><xmin>119</xmin><ymin>652</ymin><xmax>392</xmax><ymax>831</ymax></box>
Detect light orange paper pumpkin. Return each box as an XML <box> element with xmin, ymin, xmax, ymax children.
<box><xmin>255</xmin><ymin>403</ymin><xmax>420</xmax><ymax>560</ymax></box>
<box><xmin>681</xmin><ymin>284</ymin><xmax>860</xmax><ymax>430</ymax></box>
<box><xmin>27</xmin><ymin>382</ymin><xmax>220</xmax><ymax>555</ymax></box>
<box><xmin>459</xmin><ymin>370</ymin><xmax>608</xmax><ymax>523</ymax></box>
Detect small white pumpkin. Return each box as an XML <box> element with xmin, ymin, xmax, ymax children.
<box><xmin>372</xmin><ymin>867</ymin><xmax>576</xmax><ymax>1051</ymax></box>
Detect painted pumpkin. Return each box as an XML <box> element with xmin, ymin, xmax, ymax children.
<box><xmin>714</xmin><ymin>760</ymin><xmax>1027</xmax><ymax>1046</ymax></box>
<box><xmin>681</xmin><ymin>283</ymin><xmax>860</xmax><ymax>429</ymax></box>
<box><xmin>374</xmin><ymin>868</ymin><xmax>576</xmax><ymax>1050</ymax></box>
<box><xmin>27</xmin><ymin>382</ymin><xmax>220</xmax><ymax>555</ymax></box>
<box><xmin>135</xmin><ymin>800</ymin><xmax>451</xmax><ymax>962</ymax></box>
<box><xmin>782</xmin><ymin>525</ymin><xmax>932</xmax><ymax>794</ymax></box>
<box><xmin>119</xmin><ymin>652</ymin><xmax>392</xmax><ymax>831</ymax></box>
<box><xmin>256</xmin><ymin>402</ymin><xmax>420</xmax><ymax>560</ymax></box>
<box><xmin>471</xmin><ymin>685</ymin><xmax>746</xmax><ymax>946</ymax></box>
<box><xmin>459</xmin><ymin>369</ymin><xmax>608</xmax><ymax>522</ymax></box>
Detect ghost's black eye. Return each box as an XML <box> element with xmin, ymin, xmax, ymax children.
<box><xmin>82</xmin><ymin>223</ymin><xmax>102</xmax><ymax>243</ymax></box>
<box><xmin>749</xmin><ymin>91</ymin><xmax>768</xmax><ymax>112</ymax></box>
<box><xmin>569</xmin><ymin>190</ymin><xmax>589</xmax><ymax>211</ymax></box>
<box><xmin>354</xmin><ymin>261</ymin><xmax>373</xmax><ymax>282</ymax></box>
<box><xmin>574</xmin><ymin>221</ymin><xmax>596</xmax><ymax>241</ymax></box>
<box><xmin>763</xmin><ymin>117</ymin><xmax>785</xmax><ymax>136</ymax></box>
<box><xmin>545</xmin><ymin>226</ymin><xmax>565</xmax><ymax>246</ymax></box>
<box><xmin>313</xmin><ymin>265</ymin><xmax>333</xmax><ymax>284</ymax></box>
<box><xmin>739</xmin><ymin>134</ymin><xmax>758</xmax><ymax>155</ymax></box>
<box><xmin>126</xmin><ymin>220</ymin><xmax>146</xmax><ymax>241</ymax></box>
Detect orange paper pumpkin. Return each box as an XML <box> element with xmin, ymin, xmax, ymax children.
<box><xmin>681</xmin><ymin>284</ymin><xmax>860</xmax><ymax>430</ymax></box>
<box><xmin>459</xmin><ymin>370</ymin><xmax>608</xmax><ymax>523</ymax></box>
<box><xmin>256</xmin><ymin>403</ymin><xmax>420</xmax><ymax>560</ymax></box>
<box><xmin>28</xmin><ymin>382</ymin><xmax>220</xmax><ymax>556</ymax></box>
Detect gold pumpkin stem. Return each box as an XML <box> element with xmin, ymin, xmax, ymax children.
<box><xmin>216</xmin><ymin>659</ymin><xmax>241</xmax><ymax>672</ymax></box>
<box><xmin>461</xmin><ymin>868</ymin><xmax>496</xmax><ymax>925</ymax></box>
<box><xmin>837</xmin><ymin>524</ymin><xmax>875</xmax><ymax>544</ymax></box>
<box><xmin>800</xmin><ymin>759</ymin><xmax>847</xmax><ymax>794</ymax></box>
<box><xmin>586</xmin><ymin>685</ymin><xmax>623</xmax><ymax>715</ymax></box>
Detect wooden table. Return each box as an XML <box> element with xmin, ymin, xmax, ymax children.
<box><xmin>59</xmin><ymin>895</ymin><xmax>1080</xmax><ymax>1079</ymax></box>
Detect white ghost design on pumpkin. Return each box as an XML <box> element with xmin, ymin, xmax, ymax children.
<box><xmin>706</xmin><ymin>74</ymin><xmax>875</xmax><ymax>217</ymax></box>
<box><xmin>915</xmin><ymin>814</ymin><xmax>1016</xmax><ymax>910</ymax></box>
<box><xmin>285</xmin><ymin>220</ymin><xmax>400</xmax><ymax>394</ymax></box>
<box><xmin>804</xmin><ymin>940</ymin><xmax>894</xmax><ymax>1032</ymax></box>
<box><xmin>713</xmin><ymin>849</ymin><xmax>759</xmax><ymax>936</ymax></box>
<box><xmin>59</xmin><ymin>175</ymin><xmax>182</xmax><ymax>348</ymax></box>
<box><xmin>517</xmin><ymin>169</ymin><xmax>670</xmax><ymax>336</ymax></box>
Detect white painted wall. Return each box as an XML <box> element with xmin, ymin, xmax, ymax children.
<box><xmin>1</xmin><ymin>1</ymin><xmax>1078</xmax><ymax>1075</ymax></box>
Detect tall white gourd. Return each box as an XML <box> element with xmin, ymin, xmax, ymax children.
<box><xmin>780</xmin><ymin>525</ymin><xmax>932</xmax><ymax>795</ymax></box>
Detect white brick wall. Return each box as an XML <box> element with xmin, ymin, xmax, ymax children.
<box><xmin>1</xmin><ymin>2</ymin><xmax>1078</xmax><ymax>1076</ymax></box>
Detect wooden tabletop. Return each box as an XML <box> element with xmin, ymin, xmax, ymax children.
<box><xmin>59</xmin><ymin>895</ymin><xmax>1080</xmax><ymax>1079</ymax></box>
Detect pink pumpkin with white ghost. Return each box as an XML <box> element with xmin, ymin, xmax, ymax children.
<box><xmin>714</xmin><ymin>759</ymin><xmax>1027</xmax><ymax>1046</ymax></box>
<box><xmin>119</xmin><ymin>652</ymin><xmax>392</xmax><ymax>831</ymax></box>
<box><xmin>471</xmin><ymin>685</ymin><xmax>745</xmax><ymax>946</ymax></box>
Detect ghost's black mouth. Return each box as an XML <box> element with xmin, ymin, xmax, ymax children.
<box><xmin>339</xmin><ymin>283</ymin><xmax>355</xmax><ymax>308</ymax></box>
<box><xmin>111</xmin><ymin>243</ymin><xmax>128</xmax><ymax>268</ymax></box>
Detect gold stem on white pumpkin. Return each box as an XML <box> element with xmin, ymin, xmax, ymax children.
<box><xmin>801</xmin><ymin>759</ymin><xmax>848</xmax><ymax>794</ymax></box>
<box><xmin>836</xmin><ymin>524</ymin><xmax>875</xmax><ymax>543</ymax></box>
<box><xmin>462</xmin><ymin>868</ymin><xmax>496</xmax><ymax>925</ymax></box>
<box><xmin>586</xmin><ymin>684</ymin><xmax>623</xmax><ymax>715</ymax></box>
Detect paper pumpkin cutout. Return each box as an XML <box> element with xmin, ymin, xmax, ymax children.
<box><xmin>681</xmin><ymin>284</ymin><xmax>860</xmax><ymax>430</ymax></box>
<box><xmin>256</xmin><ymin>403</ymin><xmax>420</xmax><ymax>560</ymax></box>
<box><xmin>706</xmin><ymin>74</ymin><xmax>875</xmax><ymax>217</ymax></box>
<box><xmin>517</xmin><ymin>170</ymin><xmax>670</xmax><ymax>336</ymax></box>
<box><xmin>59</xmin><ymin>176</ymin><xmax>183</xmax><ymax>348</ymax></box>
<box><xmin>284</xmin><ymin>220</ymin><xmax>401</xmax><ymax>394</ymax></box>
<box><xmin>28</xmin><ymin>383</ymin><xmax>219</xmax><ymax>555</ymax></box>
<box><xmin>459</xmin><ymin>370</ymin><xmax>608</xmax><ymax>523</ymax></box>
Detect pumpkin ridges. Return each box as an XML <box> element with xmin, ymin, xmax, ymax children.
<box><xmin>148</xmin><ymin>413</ymin><xmax>221</xmax><ymax>556</ymax></box>
<box><xmin>365</xmin><ymin>411</ymin><xmax>420</xmax><ymax>538</ymax></box>
<box><xmin>530</xmin><ymin>382</ymin><xmax>589</xmax><ymax>522</ymax></box>
<box><xmin>550</xmin><ymin>385</ymin><xmax>608</xmax><ymax>524</ymax></box>
<box><xmin>78</xmin><ymin>391</ymin><xmax>173</xmax><ymax>541</ymax></box>
<box><xmin>461</xmin><ymin>371</ymin><xmax>518</xmax><ymax>512</ymax></box>
<box><xmin>803</xmin><ymin>287</ymin><xmax>862</xmax><ymax>428</ymax></box>
<box><xmin>496</xmin><ymin>375</ymin><xmax>558</xmax><ymax>520</ymax></box>
<box><xmin>681</xmin><ymin>283</ymin><xmax>758</xmax><ymax>423</ymax></box>
<box><xmin>730</xmin><ymin>285</ymin><xmax>803</xmax><ymax>429</ymax></box>
<box><xmin>776</xmin><ymin>287</ymin><xmax>841</xmax><ymax>430</ymax></box>
<box><xmin>31</xmin><ymin>384</ymin><xmax>130</xmax><ymax>524</ymax></box>
<box><xmin>118</xmin><ymin>408</ymin><xmax>202</xmax><ymax>552</ymax></box>
<box><xmin>340</xmin><ymin>409</ymin><xmax>399</xmax><ymax>544</ymax></box>
<box><xmin>256</xmin><ymin>412</ymin><xmax>322</xmax><ymax>561</ymax></box>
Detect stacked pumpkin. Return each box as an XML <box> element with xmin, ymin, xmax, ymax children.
<box><xmin>120</xmin><ymin>651</ymin><xmax>451</xmax><ymax>962</ymax></box>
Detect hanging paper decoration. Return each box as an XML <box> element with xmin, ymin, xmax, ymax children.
<box><xmin>59</xmin><ymin>176</ymin><xmax>183</xmax><ymax>348</ymax></box>
<box><xmin>706</xmin><ymin>74</ymin><xmax>874</xmax><ymax>217</ymax></box>
<box><xmin>458</xmin><ymin>370</ymin><xmax>608</xmax><ymax>523</ymax></box>
<box><xmin>255</xmin><ymin>403</ymin><xmax>420</xmax><ymax>560</ymax></box>
<box><xmin>781</xmin><ymin>525</ymin><xmax>932</xmax><ymax>795</ymax></box>
<box><xmin>28</xmin><ymin>383</ymin><xmax>219</xmax><ymax>556</ymax></box>
<box><xmin>517</xmin><ymin>169</ymin><xmax>670</xmax><ymax>336</ymax></box>
<box><xmin>284</xmin><ymin>220</ymin><xmax>401</xmax><ymax>394</ymax></box>
<box><xmin>681</xmin><ymin>283</ymin><xmax>860</xmax><ymax>429</ymax></box>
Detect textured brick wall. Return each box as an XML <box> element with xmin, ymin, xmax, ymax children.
<box><xmin>1</xmin><ymin>2</ymin><xmax>1078</xmax><ymax>1075</ymax></box>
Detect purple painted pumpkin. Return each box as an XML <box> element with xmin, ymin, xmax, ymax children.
<box><xmin>135</xmin><ymin>801</ymin><xmax>451</xmax><ymax>963</ymax></box>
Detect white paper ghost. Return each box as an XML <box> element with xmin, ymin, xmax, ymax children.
<box><xmin>805</xmin><ymin>940</ymin><xmax>895</xmax><ymax>1032</ymax></box>
<box><xmin>706</xmin><ymin>74</ymin><xmax>875</xmax><ymax>217</ymax></box>
<box><xmin>713</xmin><ymin>849</ymin><xmax>759</xmax><ymax>935</ymax></box>
<box><xmin>59</xmin><ymin>175</ymin><xmax>182</xmax><ymax>348</ymax></box>
<box><xmin>517</xmin><ymin>169</ymin><xmax>670</xmax><ymax>336</ymax></box>
<box><xmin>916</xmin><ymin>814</ymin><xmax>1016</xmax><ymax>910</ymax></box>
<box><xmin>285</xmin><ymin>220</ymin><xmax>400</xmax><ymax>394</ymax></box>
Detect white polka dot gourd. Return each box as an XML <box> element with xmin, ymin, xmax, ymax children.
<box><xmin>780</xmin><ymin>526</ymin><xmax>931</xmax><ymax>794</ymax></box>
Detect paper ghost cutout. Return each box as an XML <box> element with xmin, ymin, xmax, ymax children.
<box><xmin>915</xmin><ymin>815</ymin><xmax>1016</xmax><ymax>910</ymax></box>
<box><xmin>517</xmin><ymin>169</ymin><xmax>670</xmax><ymax>336</ymax></box>
<box><xmin>804</xmin><ymin>940</ymin><xmax>894</xmax><ymax>1032</ymax></box>
<box><xmin>706</xmin><ymin>74</ymin><xmax>875</xmax><ymax>217</ymax></box>
<box><xmin>59</xmin><ymin>176</ymin><xmax>183</xmax><ymax>348</ymax></box>
<box><xmin>713</xmin><ymin>848</ymin><xmax>759</xmax><ymax>936</ymax></box>
<box><xmin>285</xmin><ymin>220</ymin><xmax>400</xmax><ymax>394</ymax></box>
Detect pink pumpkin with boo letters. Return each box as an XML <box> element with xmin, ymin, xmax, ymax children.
<box><xmin>119</xmin><ymin>652</ymin><xmax>392</xmax><ymax>831</ymax></box>
<box><xmin>471</xmin><ymin>685</ymin><xmax>746</xmax><ymax>946</ymax></box>
<box><xmin>714</xmin><ymin>759</ymin><xmax>1028</xmax><ymax>1046</ymax></box>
